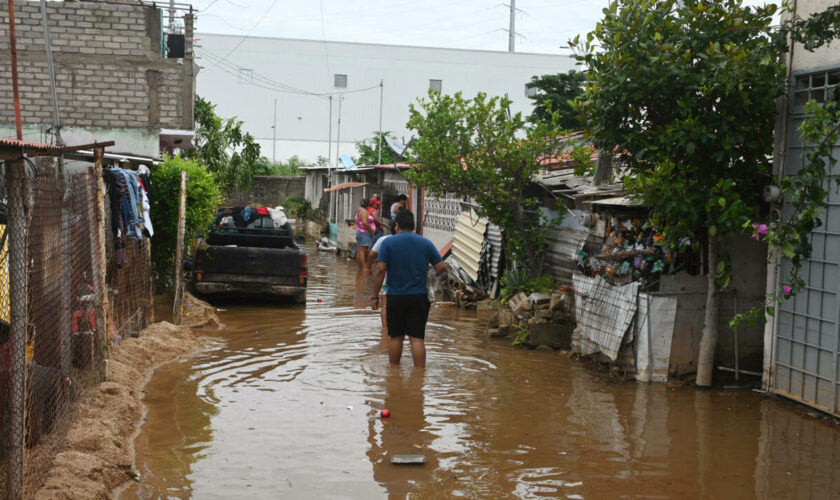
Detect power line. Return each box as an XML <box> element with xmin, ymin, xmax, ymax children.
<box><xmin>197</xmin><ymin>48</ymin><xmax>381</xmax><ymax>98</ymax></box>
<box><xmin>319</xmin><ymin>0</ymin><xmax>332</xmax><ymax>88</ymax></box>
<box><xmin>221</xmin><ymin>0</ymin><xmax>280</xmax><ymax>60</ymax></box>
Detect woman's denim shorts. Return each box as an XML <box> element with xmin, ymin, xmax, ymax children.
<box><xmin>356</xmin><ymin>230</ymin><xmax>373</xmax><ymax>248</ymax></box>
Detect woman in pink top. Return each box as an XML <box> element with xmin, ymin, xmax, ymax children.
<box><xmin>355</xmin><ymin>199</ymin><xmax>376</xmax><ymax>272</ymax></box>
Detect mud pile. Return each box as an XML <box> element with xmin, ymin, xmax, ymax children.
<box><xmin>180</xmin><ymin>292</ymin><xmax>222</xmax><ymax>329</ymax></box>
<box><xmin>33</xmin><ymin>308</ymin><xmax>218</xmax><ymax>499</ymax></box>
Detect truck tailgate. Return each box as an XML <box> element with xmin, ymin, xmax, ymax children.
<box><xmin>197</xmin><ymin>245</ymin><xmax>303</xmax><ymax>282</ymax></box>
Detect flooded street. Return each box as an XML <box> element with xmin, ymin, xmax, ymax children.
<box><xmin>124</xmin><ymin>246</ymin><xmax>840</xmax><ymax>499</ymax></box>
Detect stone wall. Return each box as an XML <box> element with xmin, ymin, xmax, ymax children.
<box><xmin>0</xmin><ymin>1</ymin><xmax>194</xmax><ymax>131</ymax></box>
<box><xmin>226</xmin><ymin>176</ymin><xmax>306</xmax><ymax>207</ymax></box>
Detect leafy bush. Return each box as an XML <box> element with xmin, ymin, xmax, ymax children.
<box><xmin>283</xmin><ymin>195</ymin><xmax>314</xmax><ymax>220</ymax></box>
<box><xmin>500</xmin><ymin>267</ymin><xmax>555</xmax><ymax>303</ymax></box>
<box><xmin>150</xmin><ymin>155</ymin><xmax>222</xmax><ymax>289</ymax></box>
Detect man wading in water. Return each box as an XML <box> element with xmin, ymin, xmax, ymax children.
<box><xmin>371</xmin><ymin>210</ymin><xmax>444</xmax><ymax>368</ymax></box>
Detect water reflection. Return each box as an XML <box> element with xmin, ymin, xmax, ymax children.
<box><xmin>123</xmin><ymin>245</ymin><xmax>840</xmax><ymax>499</ymax></box>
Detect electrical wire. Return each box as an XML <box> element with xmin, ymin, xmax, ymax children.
<box><xmin>319</xmin><ymin>0</ymin><xmax>332</xmax><ymax>89</ymax></box>
<box><xmin>221</xmin><ymin>0</ymin><xmax>281</xmax><ymax>60</ymax></box>
<box><xmin>198</xmin><ymin>48</ymin><xmax>381</xmax><ymax>98</ymax></box>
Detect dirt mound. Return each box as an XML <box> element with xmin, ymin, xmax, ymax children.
<box><xmin>34</xmin><ymin>322</ymin><xmax>204</xmax><ymax>500</ymax></box>
<box><xmin>180</xmin><ymin>292</ymin><xmax>222</xmax><ymax>329</ymax></box>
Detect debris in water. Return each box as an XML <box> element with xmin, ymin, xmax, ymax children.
<box><xmin>391</xmin><ymin>454</ymin><xmax>426</xmax><ymax>465</ymax></box>
<box><xmin>346</xmin><ymin>405</ymin><xmax>354</xmax><ymax>410</ymax></box>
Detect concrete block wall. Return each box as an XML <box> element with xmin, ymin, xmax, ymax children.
<box><xmin>226</xmin><ymin>176</ymin><xmax>306</xmax><ymax>207</ymax></box>
<box><xmin>0</xmin><ymin>1</ymin><xmax>194</xmax><ymax>132</ymax></box>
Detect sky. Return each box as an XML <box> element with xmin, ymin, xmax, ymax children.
<box><xmin>193</xmin><ymin>0</ymin><xmax>774</xmax><ymax>55</ymax></box>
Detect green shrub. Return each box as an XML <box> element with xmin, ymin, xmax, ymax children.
<box><xmin>150</xmin><ymin>155</ymin><xmax>222</xmax><ymax>289</ymax></box>
<box><xmin>283</xmin><ymin>195</ymin><xmax>314</xmax><ymax>219</ymax></box>
<box><xmin>500</xmin><ymin>267</ymin><xmax>555</xmax><ymax>303</ymax></box>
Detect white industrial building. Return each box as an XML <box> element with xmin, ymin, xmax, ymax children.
<box><xmin>195</xmin><ymin>34</ymin><xmax>575</xmax><ymax>164</ymax></box>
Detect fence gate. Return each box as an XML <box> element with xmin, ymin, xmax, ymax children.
<box><xmin>772</xmin><ymin>67</ymin><xmax>840</xmax><ymax>417</ymax></box>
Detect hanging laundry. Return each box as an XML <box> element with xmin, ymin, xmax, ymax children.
<box><xmin>267</xmin><ymin>206</ymin><xmax>289</xmax><ymax>228</ymax></box>
<box><xmin>103</xmin><ymin>169</ymin><xmax>127</xmax><ymax>268</ymax></box>
<box><xmin>255</xmin><ymin>206</ymin><xmax>269</xmax><ymax>216</ymax></box>
<box><xmin>137</xmin><ymin>176</ymin><xmax>154</xmax><ymax>237</ymax></box>
<box><xmin>115</xmin><ymin>168</ymin><xmax>144</xmax><ymax>240</ymax></box>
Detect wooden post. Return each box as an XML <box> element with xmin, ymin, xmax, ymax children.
<box><xmin>7</xmin><ymin>156</ymin><xmax>27</xmax><ymax>498</ymax></box>
<box><xmin>173</xmin><ymin>171</ymin><xmax>186</xmax><ymax>324</ymax></box>
<box><xmin>92</xmin><ymin>148</ymin><xmax>109</xmax><ymax>370</ymax></box>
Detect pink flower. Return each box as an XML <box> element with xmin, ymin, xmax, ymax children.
<box><xmin>751</xmin><ymin>223</ymin><xmax>769</xmax><ymax>240</ymax></box>
<box><xmin>783</xmin><ymin>285</ymin><xmax>792</xmax><ymax>297</ymax></box>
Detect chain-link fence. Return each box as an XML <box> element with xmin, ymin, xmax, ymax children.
<box><xmin>0</xmin><ymin>154</ymin><xmax>153</xmax><ymax>498</ymax></box>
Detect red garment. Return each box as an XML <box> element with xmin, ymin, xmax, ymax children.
<box><xmin>255</xmin><ymin>207</ymin><xmax>269</xmax><ymax>215</ymax></box>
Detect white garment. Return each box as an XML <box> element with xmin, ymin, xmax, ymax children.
<box><xmin>268</xmin><ymin>207</ymin><xmax>289</xmax><ymax>228</ymax></box>
<box><xmin>139</xmin><ymin>187</ymin><xmax>154</xmax><ymax>237</ymax></box>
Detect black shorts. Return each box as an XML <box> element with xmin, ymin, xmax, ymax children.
<box><xmin>386</xmin><ymin>293</ymin><xmax>431</xmax><ymax>339</ymax></box>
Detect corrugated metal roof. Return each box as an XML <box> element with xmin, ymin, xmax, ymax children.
<box><xmin>452</xmin><ymin>211</ymin><xmax>487</xmax><ymax>282</ymax></box>
<box><xmin>486</xmin><ymin>222</ymin><xmax>504</xmax><ymax>296</ymax></box>
<box><xmin>0</xmin><ymin>137</ymin><xmax>63</xmax><ymax>156</ymax></box>
<box><xmin>585</xmin><ymin>195</ymin><xmax>644</xmax><ymax>208</ymax></box>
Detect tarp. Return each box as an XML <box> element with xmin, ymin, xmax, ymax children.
<box><xmin>323</xmin><ymin>181</ymin><xmax>367</xmax><ymax>193</ymax></box>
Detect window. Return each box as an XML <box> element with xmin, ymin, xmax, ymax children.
<box><xmin>525</xmin><ymin>85</ymin><xmax>538</xmax><ymax>97</ymax></box>
<box><xmin>429</xmin><ymin>79</ymin><xmax>442</xmax><ymax>92</ymax></box>
<box><xmin>238</xmin><ymin>68</ymin><xmax>253</xmax><ymax>84</ymax></box>
<box><xmin>792</xmin><ymin>69</ymin><xmax>840</xmax><ymax>111</ymax></box>
<box><xmin>334</xmin><ymin>74</ymin><xmax>347</xmax><ymax>88</ymax></box>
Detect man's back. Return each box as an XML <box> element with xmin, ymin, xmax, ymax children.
<box><xmin>377</xmin><ymin>232</ymin><xmax>441</xmax><ymax>296</ymax></box>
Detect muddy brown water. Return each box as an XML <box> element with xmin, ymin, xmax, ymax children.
<box><xmin>124</xmin><ymin>246</ymin><xmax>840</xmax><ymax>499</ymax></box>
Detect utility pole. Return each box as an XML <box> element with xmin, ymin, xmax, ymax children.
<box><xmin>508</xmin><ymin>0</ymin><xmax>516</xmax><ymax>52</ymax></box>
<box><xmin>9</xmin><ymin>0</ymin><xmax>23</xmax><ymax>140</ymax></box>
<box><xmin>169</xmin><ymin>0</ymin><xmax>176</xmax><ymax>31</ymax></box>
<box><xmin>336</xmin><ymin>95</ymin><xmax>343</xmax><ymax>166</ymax></box>
<box><xmin>378</xmin><ymin>79</ymin><xmax>383</xmax><ymax>165</ymax></box>
<box><xmin>328</xmin><ymin>95</ymin><xmax>333</xmax><ymax>166</ymax></box>
<box><xmin>272</xmin><ymin>98</ymin><xmax>277</xmax><ymax>163</ymax></box>
<box><xmin>40</xmin><ymin>0</ymin><xmax>62</xmax><ymax>145</ymax></box>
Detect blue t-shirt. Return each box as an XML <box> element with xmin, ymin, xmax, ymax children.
<box><xmin>377</xmin><ymin>232</ymin><xmax>442</xmax><ymax>296</ymax></box>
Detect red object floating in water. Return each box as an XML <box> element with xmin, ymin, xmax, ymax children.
<box><xmin>318</xmin><ymin>297</ymin><xmax>323</xmax><ymax>303</ymax></box>
<box><xmin>381</xmin><ymin>409</ymin><xmax>391</xmax><ymax>418</ymax></box>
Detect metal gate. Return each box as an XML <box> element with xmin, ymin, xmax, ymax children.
<box><xmin>772</xmin><ymin>67</ymin><xmax>840</xmax><ymax>416</ymax></box>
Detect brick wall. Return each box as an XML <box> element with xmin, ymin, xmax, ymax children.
<box><xmin>226</xmin><ymin>177</ymin><xmax>307</xmax><ymax>207</ymax></box>
<box><xmin>0</xmin><ymin>1</ymin><xmax>194</xmax><ymax>131</ymax></box>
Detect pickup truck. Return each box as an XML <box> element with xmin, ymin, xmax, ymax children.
<box><xmin>191</xmin><ymin>207</ymin><xmax>307</xmax><ymax>303</ymax></box>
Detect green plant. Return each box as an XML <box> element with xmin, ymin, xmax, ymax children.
<box><xmin>150</xmin><ymin>155</ymin><xmax>222</xmax><ymax>290</ymax></box>
<box><xmin>283</xmin><ymin>195</ymin><xmax>314</xmax><ymax>220</ymax></box>
<box><xmin>526</xmin><ymin>70</ymin><xmax>587</xmax><ymax>130</ymax></box>
<box><xmin>570</xmin><ymin>143</ymin><xmax>597</xmax><ymax>177</ymax></box>
<box><xmin>354</xmin><ymin>131</ymin><xmax>399</xmax><ymax>166</ymax></box>
<box><xmin>184</xmin><ymin>96</ymin><xmax>265</xmax><ymax>193</ymax></box>
<box><xmin>500</xmin><ymin>267</ymin><xmax>555</xmax><ymax>303</ymax></box>
<box><xmin>406</xmin><ymin>91</ymin><xmax>564</xmax><ymax>274</ymax></box>
<box><xmin>510</xmin><ymin>325</ymin><xmax>530</xmax><ymax>349</ymax></box>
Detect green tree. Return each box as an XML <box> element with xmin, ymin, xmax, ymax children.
<box><xmin>406</xmin><ymin>91</ymin><xmax>563</xmax><ymax>274</ymax></box>
<box><xmin>270</xmin><ymin>155</ymin><xmax>308</xmax><ymax>176</ymax></box>
<box><xmin>574</xmin><ymin>0</ymin><xmax>840</xmax><ymax>386</ymax></box>
<box><xmin>526</xmin><ymin>70</ymin><xmax>587</xmax><ymax>130</ymax></box>
<box><xmin>150</xmin><ymin>155</ymin><xmax>222</xmax><ymax>289</ymax></box>
<box><xmin>354</xmin><ymin>131</ymin><xmax>399</xmax><ymax>165</ymax></box>
<box><xmin>184</xmin><ymin>96</ymin><xmax>265</xmax><ymax>193</ymax></box>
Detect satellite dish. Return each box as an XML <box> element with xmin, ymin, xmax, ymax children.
<box><xmin>385</xmin><ymin>136</ymin><xmax>411</xmax><ymax>159</ymax></box>
<box><xmin>340</xmin><ymin>154</ymin><xmax>356</xmax><ymax>170</ymax></box>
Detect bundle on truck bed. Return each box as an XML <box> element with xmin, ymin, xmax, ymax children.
<box><xmin>191</xmin><ymin>207</ymin><xmax>307</xmax><ymax>303</ymax></box>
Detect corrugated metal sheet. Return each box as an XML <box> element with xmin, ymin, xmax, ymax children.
<box><xmin>545</xmin><ymin>226</ymin><xmax>589</xmax><ymax>285</ymax></box>
<box><xmin>452</xmin><ymin>211</ymin><xmax>488</xmax><ymax>282</ymax></box>
<box><xmin>486</xmin><ymin>223</ymin><xmax>503</xmax><ymax>294</ymax></box>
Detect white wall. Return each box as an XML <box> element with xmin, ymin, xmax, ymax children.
<box><xmin>790</xmin><ymin>0</ymin><xmax>840</xmax><ymax>72</ymax></box>
<box><xmin>196</xmin><ymin>35</ymin><xmax>575</xmax><ymax>164</ymax></box>
<box><xmin>0</xmin><ymin>125</ymin><xmax>160</xmax><ymax>156</ymax></box>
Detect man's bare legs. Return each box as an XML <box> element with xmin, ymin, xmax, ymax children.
<box><xmin>388</xmin><ymin>335</ymin><xmax>426</xmax><ymax>368</ymax></box>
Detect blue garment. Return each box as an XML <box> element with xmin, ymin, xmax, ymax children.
<box><xmin>116</xmin><ymin>169</ymin><xmax>144</xmax><ymax>239</ymax></box>
<box><xmin>356</xmin><ymin>230</ymin><xmax>373</xmax><ymax>247</ymax></box>
<box><xmin>377</xmin><ymin>232</ymin><xmax>442</xmax><ymax>296</ymax></box>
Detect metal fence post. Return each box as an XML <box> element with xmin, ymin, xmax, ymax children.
<box><xmin>7</xmin><ymin>157</ymin><xmax>28</xmax><ymax>499</ymax></box>
<box><xmin>92</xmin><ymin>149</ymin><xmax>109</xmax><ymax>376</ymax></box>
<box><xmin>173</xmin><ymin>170</ymin><xmax>186</xmax><ymax>324</ymax></box>
<box><xmin>59</xmin><ymin>158</ymin><xmax>72</xmax><ymax>381</ymax></box>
